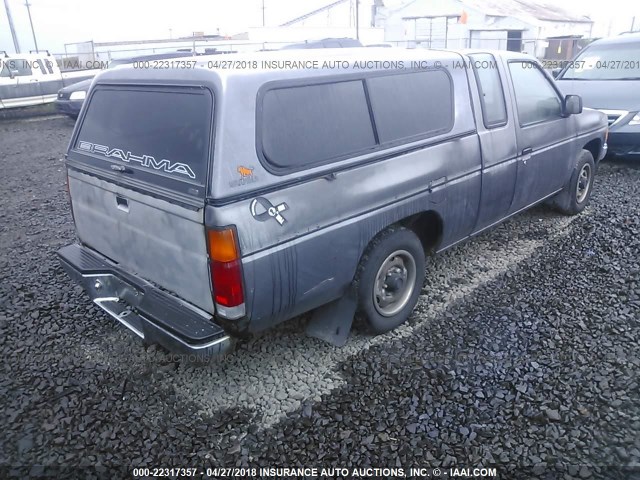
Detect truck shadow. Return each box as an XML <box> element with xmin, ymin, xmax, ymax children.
<box><xmin>78</xmin><ymin>201</ymin><xmax>580</xmax><ymax>427</ymax></box>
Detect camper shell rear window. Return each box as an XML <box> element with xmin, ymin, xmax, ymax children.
<box><xmin>73</xmin><ymin>86</ymin><xmax>213</xmax><ymax>198</ymax></box>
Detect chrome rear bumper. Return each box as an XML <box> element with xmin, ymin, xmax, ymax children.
<box><xmin>58</xmin><ymin>243</ymin><xmax>233</xmax><ymax>359</ymax></box>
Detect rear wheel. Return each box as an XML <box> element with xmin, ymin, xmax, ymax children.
<box><xmin>552</xmin><ymin>149</ymin><xmax>595</xmax><ymax>215</ymax></box>
<box><xmin>356</xmin><ymin>227</ymin><xmax>425</xmax><ymax>334</ymax></box>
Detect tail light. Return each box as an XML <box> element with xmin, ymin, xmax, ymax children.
<box><xmin>207</xmin><ymin>227</ymin><xmax>245</xmax><ymax>320</ymax></box>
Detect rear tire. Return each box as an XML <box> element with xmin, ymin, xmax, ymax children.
<box><xmin>551</xmin><ymin>149</ymin><xmax>595</xmax><ymax>215</ymax></box>
<box><xmin>356</xmin><ymin>226</ymin><xmax>425</xmax><ymax>334</ymax></box>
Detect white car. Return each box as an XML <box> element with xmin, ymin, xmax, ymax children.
<box><xmin>0</xmin><ymin>51</ymin><xmax>99</xmax><ymax>110</ymax></box>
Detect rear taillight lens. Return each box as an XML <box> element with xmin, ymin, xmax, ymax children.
<box><xmin>211</xmin><ymin>259</ymin><xmax>244</xmax><ymax>306</ymax></box>
<box><xmin>207</xmin><ymin>227</ymin><xmax>245</xmax><ymax>319</ymax></box>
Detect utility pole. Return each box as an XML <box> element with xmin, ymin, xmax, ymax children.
<box><xmin>355</xmin><ymin>0</ymin><xmax>359</xmax><ymax>40</ymax></box>
<box><xmin>262</xmin><ymin>0</ymin><xmax>265</xmax><ymax>27</ymax></box>
<box><xmin>24</xmin><ymin>0</ymin><xmax>38</xmax><ymax>51</ymax></box>
<box><xmin>3</xmin><ymin>0</ymin><xmax>21</xmax><ymax>53</ymax></box>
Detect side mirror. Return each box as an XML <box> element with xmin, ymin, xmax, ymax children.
<box><xmin>563</xmin><ymin>94</ymin><xmax>582</xmax><ymax>116</ymax></box>
<box><xmin>8</xmin><ymin>69</ymin><xmax>17</xmax><ymax>79</ymax></box>
<box><xmin>551</xmin><ymin>68</ymin><xmax>562</xmax><ymax>79</ymax></box>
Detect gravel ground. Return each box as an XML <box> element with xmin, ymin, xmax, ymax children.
<box><xmin>1</xmin><ymin>116</ymin><xmax>639</xmax><ymax>478</ymax></box>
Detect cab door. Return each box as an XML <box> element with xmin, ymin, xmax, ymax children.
<box><xmin>0</xmin><ymin>58</ymin><xmax>44</xmax><ymax>108</ymax></box>
<box><xmin>469</xmin><ymin>53</ymin><xmax>518</xmax><ymax>233</ymax></box>
<box><xmin>36</xmin><ymin>59</ymin><xmax>62</xmax><ymax>103</ymax></box>
<box><xmin>505</xmin><ymin>60</ymin><xmax>575</xmax><ymax>212</ymax></box>
<box><xmin>0</xmin><ymin>60</ymin><xmax>20</xmax><ymax>107</ymax></box>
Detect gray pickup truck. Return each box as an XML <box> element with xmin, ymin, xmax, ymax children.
<box><xmin>58</xmin><ymin>48</ymin><xmax>608</xmax><ymax>358</ymax></box>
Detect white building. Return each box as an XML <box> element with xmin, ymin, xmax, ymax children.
<box><xmin>377</xmin><ymin>0</ymin><xmax>594</xmax><ymax>57</ymax></box>
<box><xmin>253</xmin><ymin>0</ymin><xmax>384</xmax><ymax>45</ymax></box>
<box><xmin>58</xmin><ymin>0</ymin><xmax>390</xmax><ymax>66</ymax></box>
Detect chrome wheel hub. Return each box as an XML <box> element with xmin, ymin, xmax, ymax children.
<box><xmin>373</xmin><ymin>250</ymin><xmax>417</xmax><ymax>317</ymax></box>
<box><xmin>576</xmin><ymin>163</ymin><xmax>592</xmax><ymax>203</ymax></box>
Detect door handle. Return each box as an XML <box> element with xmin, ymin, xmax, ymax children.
<box><xmin>521</xmin><ymin>147</ymin><xmax>532</xmax><ymax>165</ymax></box>
<box><xmin>115</xmin><ymin>196</ymin><xmax>129</xmax><ymax>212</ymax></box>
<box><xmin>428</xmin><ymin>176</ymin><xmax>447</xmax><ymax>192</ymax></box>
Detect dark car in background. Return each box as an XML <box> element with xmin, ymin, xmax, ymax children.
<box><xmin>55</xmin><ymin>51</ymin><xmax>196</xmax><ymax>119</ymax></box>
<box><xmin>555</xmin><ymin>32</ymin><xmax>640</xmax><ymax>159</ymax></box>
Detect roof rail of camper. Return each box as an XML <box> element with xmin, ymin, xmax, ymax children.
<box><xmin>29</xmin><ymin>49</ymin><xmax>51</xmax><ymax>56</ymax></box>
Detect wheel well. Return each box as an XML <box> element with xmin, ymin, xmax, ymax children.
<box><xmin>583</xmin><ymin>139</ymin><xmax>601</xmax><ymax>162</ymax></box>
<box><xmin>401</xmin><ymin>211</ymin><xmax>443</xmax><ymax>255</ymax></box>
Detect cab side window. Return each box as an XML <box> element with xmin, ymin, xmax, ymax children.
<box><xmin>469</xmin><ymin>53</ymin><xmax>507</xmax><ymax>128</ymax></box>
<box><xmin>2</xmin><ymin>59</ymin><xmax>33</xmax><ymax>77</ymax></box>
<box><xmin>508</xmin><ymin>61</ymin><xmax>562</xmax><ymax>126</ymax></box>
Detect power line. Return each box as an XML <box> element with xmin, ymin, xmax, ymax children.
<box><xmin>25</xmin><ymin>0</ymin><xmax>39</xmax><ymax>51</ymax></box>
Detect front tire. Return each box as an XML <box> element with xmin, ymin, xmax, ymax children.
<box><xmin>552</xmin><ymin>149</ymin><xmax>595</xmax><ymax>215</ymax></box>
<box><xmin>356</xmin><ymin>227</ymin><xmax>425</xmax><ymax>334</ymax></box>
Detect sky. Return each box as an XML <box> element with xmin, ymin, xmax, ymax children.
<box><xmin>1</xmin><ymin>0</ymin><xmax>639</xmax><ymax>55</ymax></box>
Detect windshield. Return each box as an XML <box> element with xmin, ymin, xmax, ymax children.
<box><xmin>560</xmin><ymin>43</ymin><xmax>640</xmax><ymax>80</ymax></box>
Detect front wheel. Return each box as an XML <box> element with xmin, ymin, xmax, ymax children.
<box><xmin>552</xmin><ymin>149</ymin><xmax>595</xmax><ymax>215</ymax></box>
<box><xmin>356</xmin><ymin>227</ymin><xmax>425</xmax><ymax>334</ymax></box>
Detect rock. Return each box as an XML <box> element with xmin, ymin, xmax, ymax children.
<box><xmin>615</xmin><ymin>447</ymin><xmax>630</xmax><ymax>461</ymax></box>
<box><xmin>2</xmin><ymin>124</ymin><xmax>639</xmax><ymax>472</ymax></box>
<box><xmin>579</xmin><ymin>466</ymin><xmax>591</xmax><ymax>478</ymax></box>
<box><xmin>546</xmin><ymin>409</ymin><xmax>561</xmax><ymax>422</ymax></box>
